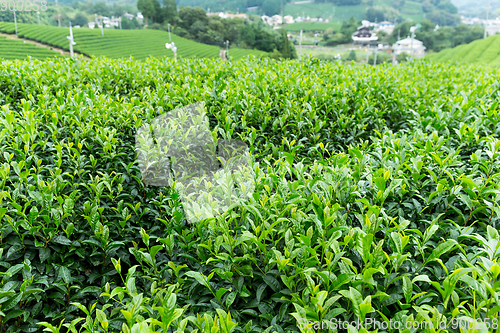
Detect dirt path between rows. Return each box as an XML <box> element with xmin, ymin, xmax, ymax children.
<box><xmin>0</xmin><ymin>32</ymin><xmax>90</xmax><ymax>59</ymax></box>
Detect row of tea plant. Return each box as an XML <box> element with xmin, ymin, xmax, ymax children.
<box><xmin>0</xmin><ymin>56</ymin><xmax>500</xmax><ymax>332</ymax></box>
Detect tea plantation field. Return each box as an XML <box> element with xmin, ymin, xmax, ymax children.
<box><xmin>1</xmin><ymin>56</ymin><xmax>500</xmax><ymax>333</ymax></box>
<box><xmin>0</xmin><ymin>23</ymin><xmax>266</xmax><ymax>60</ymax></box>
<box><xmin>0</xmin><ymin>35</ymin><xmax>64</xmax><ymax>60</ymax></box>
<box><xmin>427</xmin><ymin>34</ymin><xmax>500</xmax><ymax>65</ymax></box>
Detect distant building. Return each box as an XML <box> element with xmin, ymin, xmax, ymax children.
<box><xmin>375</xmin><ymin>21</ymin><xmax>394</xmax><ymax>35</ymax></box>
<box><xmin>486</xmin><ymin>23</ymin><xmax>500</xmax><ymax>36</ymax></box>
<box><xmin>123</xmin><ymin>13</ymin><xmax>135</xmax><ymax>20</ymax></box>
<box><xmin>210</xmin><ymin>12</ymin><xmax>247</xmax><ymax>19</ymax></box>
<box><xmin>88</xmin><ymin>22</ymin><xmax>95</xmax><ymax>29</ymax></box>
<box><xmin>284</xmin><ymin>15</ymin><xmax>294</xmax><ymax>24</ymax></box>
<box><xmin>262</xmin><ymin>14</ymin><xmax>283</xmax><ymax>26</ymax></box>
<box><xmin>393</xmin><ymin>37</ymin><xmax>426</xmax><ymax>58</ymax></box>
<box><xmin>271</xmin><ymin>15</ymin><xmax>283</xmax><ymax>25</ymax></box>
<box><xmin>136</xmin><ymin>12</ymin><xmax>143</xmax><ymax>20</ymax></box>
<box><xmin>229</xmin><ymin>13</ymin><xmax>248</xmax><ymax>19</ymax></box>
<box><xmin>352</xmin><ymin>25</ymin><xmax>378</xmax><ymax>45</ymax></box>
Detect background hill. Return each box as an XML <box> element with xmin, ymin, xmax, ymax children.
<box><xmin>450</xmin><ymin>0</ymin><xmax>500</xmax><ymax>18</ymax></box>
<box><xmin>427</xmin><ymin>35</ymin><xmax>500</xmax><ymax>65</ymax></box>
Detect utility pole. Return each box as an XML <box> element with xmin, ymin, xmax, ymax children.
<box><xmin>119</xmin><ymin>17</ymin><xmax>122</xmax><ymax>29</ymax></box>
<box><xmin>13</xmin><ymin>11</ymin><xmax>17</xmax><ymax>35</ymax></box>
<box><xmin>280</xmin><ymin>0</ymin><xmax>283</xmax><ymax>26</ymax></box>
<box><xmin>484</xmin><ymin>0</ymin><xmax>491</xmax><ymax>39</ymax></box>
<box><xmin>58</xmin><ymin>13</ymin><xmax>61</xmax><ymax>27</ymax></box>
<box><xmin>37</xmin><ymin>11</ymin><xmax>40</xmax><ymax>25</ymax></box>
<box><xmin>366</xmin><ymin>46</ymin><xmax>369</xmax><ymax>63</ymax></box>
<box><xmin>168</xmin><ymin>23</ymin><xmax>171</xmax><ymax>41</ymax></box>
<box><xmin>299</xmin><ymin>29</ymin><xmax>303</xmax><ymax>60</ymax></box>
<box><xmin>373</xmin><ymin>46</ymin><xmax>378</xmax><ymax>65</ymax></box>
<box><xmin>226</xmin><ymin>40</ymin><xmax>229</xmax><ymax>58</ymax></box>
<box><xmin>100</xmin><ymin>16</ymin><xmax>104</xmax><ymax>36</ymax></box>
<box><xmin>410</xmin><ymin>30</ymin><xmax>414</xmax><ymax>60</ymax></box>
<box><xmin>67</xmin><ymin>21</ymin><xmax>76</xmax><ymax>58</ymax></box>
<box><xmin>409</xmin><ymin>23</ymin><xmax>420</xmax><ymax>61</ymax></box>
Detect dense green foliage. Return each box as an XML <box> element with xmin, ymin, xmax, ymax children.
<box><xmin>389</xmin><ymin>20</ymin><xmax>484</xmax><ymax>52</ymax></box>
<box><xmin>0</xmin><ymin>36</ymin><xmax>65</xmax><ymax>60</ymax></box>
<box><xmin>2</xmin><ymin>56</ymin><xmax>500</xmax><ymax>332</ymax></box>
<box><xmin>149</xmin><ymin>7</ymin><xmax>296</xmax><ymax>58</ymax></box>
<box><xmin>420</xmin><ymin>0</ymin><xmax>460</xmax><ymax>25</ymax></box>
<box><xmin>427</xmin><ymin>34</ymin><xmax>500</xmax><ymax>65</ymax></box>
<box><xmin>365</xmin><ymin>6</ymin><xmax>403</xmax><ymax>22</ymax></box>
<box><xmin>0</xmin><ymin>23</ymin><xmax>266</xmax><ymax>60</ymax></box>
<box><xmin>322</xmin><ymin>17</ymin><xmax>360</xmax><ymax>46</ymax></box>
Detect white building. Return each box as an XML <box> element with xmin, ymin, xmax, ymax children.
<box><xmin>375</xmin><ymin>21</ymin><xmax>395</xmax><ymax>35</ymax></box>
<box><xmin>271</xmin><ymin>14</ymin><xmax>283</xmax><ymax>25</ymax></box>
<box><xmin>486</xmin><ymin>25</ymin><xmax>500</xmax><ymax>36</ymax></box>
<box><xmin>393</xmin><ymin>37</ymin><xmax>426</xmax><ymax>58</ymax></box>
<box><xmin>262</xmin><ymin>14</ymin><xmax>283</xmax><ymax>26</ymax></box>
<box><xmin>352</xmin><ymin>25</ymin><xmax>378</xmax><ymax>45</ymax></box>
<box><xmin>284</xmin><ymin>15</ymin><xmax>294</xmax><ymax>24</ymax></box>
<box><xmin>123</xmin><ymin>13</ymin><xmax>135</xmax><ymax>20</ymax></box>
<box><xmin>209</xmin><ymin>12</ymin><xmax>248</xmax><ymax>19</ymax></box>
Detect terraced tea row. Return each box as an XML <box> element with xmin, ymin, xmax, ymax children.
<box><xmin>427</xmin><ymin>34</ymin><xmax>500</xmax><ymax>65</ymax></box>
<box><xmin>0</xmin><ymin>23</ymin><xmax>266</xmax><ymax>60</ymax></box>
<box><xmin>0</xmin><ymin>35</ymin><xmax>64</xmax><ymax>60</ymax></box>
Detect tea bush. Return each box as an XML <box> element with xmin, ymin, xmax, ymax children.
<box><xmin>1</xmin><ymin>56</ymin><xmax>500</xmax><ymax>332</ymax></box>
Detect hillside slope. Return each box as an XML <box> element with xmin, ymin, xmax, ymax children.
<box><xmin>0</xmin><ymin>23</ymin><xmax>266</xmax><ymax>60</ymax></box>
<box><xmin>427</xmin><ymin>35</ymin><xmax>500</xmax><ymax>65</ymax></box>
<box><xmin>0</xmin><ymin>34</ymin><xmax>65</xmax><ymax>60</ymax></box>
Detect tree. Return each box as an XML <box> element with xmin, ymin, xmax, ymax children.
<box><xmin>73</xmin><ymin>12</ymin><xmax>88</xmax><ymax>26</ymax></box>
<box><xmin>426</xmin><ymin>10</ymin><xmax>460</xmax><ymax>26</ymax></box>
<box><xmin>162</xmin><ymin>0</ymin><xmax>177</xmax><ymax>25</ymax></box>
<box><xmin>190</xmin><ymin>20</ymin><xmax>207</xmax><ymax>38</ymax></box>
<box><xmin>261</xmin><ymin>0</ymin><xmax>280</xmax><ymax>16</ymax></box>
<box><xmin>365</xmin><ymin>7</ymin><xmax>385</xmax><ymax>22</ymax></box>
<box><xmin>238</xmin><ymin>22</ymin><xmax>257</xmax><ymax>48</ymax></box>
<box><xmin>92</xmin><ymin>2</ymin><xmax>110</xmax><ymax>16</ymax></box>
<box><xmin>137</xmin><ymin>0</ymin><xmax>156</xmax><ymax>25</ymax></box>
<box><xmin>121</xmin><ymin>17</ymin><xmax>141</xmax><ymax>29</ymax></box>
<box><xmin>279</xmin><ymin>29</ymin><xmax>295</xmax><ymax>59</ymax></box>
<box><xmin>347</xmin><ymin>50</ymin><xmax>356</xmax><ymax>61</ymax></box>
<box><xmin>152</xmin><ymin>0</ymin><xmax>163</xmax><ymax>23</ymax></box>
<box><xmin>112</xmin><ymin>4</ymin><xmax>126</xmax><ymax>17</ymax></box>
<box><xmin>178</xmin><ymin>6</ymin><xmax>208</xmax><ymax>30</ymax></box>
